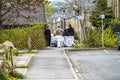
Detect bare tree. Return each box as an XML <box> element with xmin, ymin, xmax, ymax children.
<box><xmin>62</xmin><ymin>0</ymin><xmax>93</xmax><ymax>42</ymax></box>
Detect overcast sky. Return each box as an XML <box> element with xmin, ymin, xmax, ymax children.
<box><xmin>48</xmin><ymin>0</ymin><xmax>57</xmax><ymax>1</ymax></box>
<box><xmin>48</xmin><ymin>0</ymin><xmax>55</xmax><ymax>1</ymax></box>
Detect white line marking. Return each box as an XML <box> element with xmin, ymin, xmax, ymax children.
<box><xmin>23</xmin><ymin>68</ymin><xmax>28</xmax><ymax>75</ymax></box>
<box><xmin>103</xmin><ymin>50</ymin><xmax>109</xmax><ymax>53</ymax></box>
<box><xmin>63</xmin><ymin>49</ymin><xmax>79</xmax><ymax>79</ymax></box>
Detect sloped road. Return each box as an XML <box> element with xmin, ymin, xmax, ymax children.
<box><xmin>25</xmin><ymin>48</ymin><xmax>76</xmax><ymax>80</ymax></box>
<box><xmin>69</xmin><ymin>50</ymin><xmax>120</xmax><ymax>80</ymax></box>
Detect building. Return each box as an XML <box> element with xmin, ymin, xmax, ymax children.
<box><xmin>107</xmin><ymin>0</ymin><xmax>120</xmax><ymax>17</ymax></box>
<box><xmin>49</xmin><ymin>1</ymin><xmax>96</xmax><ymax>33</ymax></box>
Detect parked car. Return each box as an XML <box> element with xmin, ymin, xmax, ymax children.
<box><xmin>51</xmin><ymin>34</ymin><xmax>57</xmax><ymax>47</ymax></box>
<box><xmin>118</xmin><ymin>32</ymin><xmax>120</xmax><ymax>50</ymax></box>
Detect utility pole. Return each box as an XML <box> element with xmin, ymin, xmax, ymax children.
<box><xmin>63</xmin><ymin>10</ymin><xmax>65</xmax><ymax>29</ymax></box>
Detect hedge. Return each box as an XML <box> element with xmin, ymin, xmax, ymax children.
<box><xmin>0</xmin><ymin>24</ymin><xmax>46</xmax><ymax>49</ymax></box>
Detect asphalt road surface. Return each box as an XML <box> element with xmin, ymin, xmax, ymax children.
<box><xmin>69</xmin><ymin>50</ymin><xmax>120</xmax><ymax>80</ymax></box>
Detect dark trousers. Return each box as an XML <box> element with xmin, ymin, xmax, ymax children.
<box><xmin>45</xmin><ymin>37</ymin><xmax>51</xmax><ymax>46</ymax></box>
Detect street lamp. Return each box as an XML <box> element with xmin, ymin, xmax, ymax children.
<box><xmin>99</xmin><ymin>14</ymin><xmax>105</xmax><ymax>48</ymax></box>
<box><xmin>62</xmin><ymin>10</ymin><xmax>65</xmax><ymax>29</ymax></box>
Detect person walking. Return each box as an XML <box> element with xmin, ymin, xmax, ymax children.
<box><xmin>68</xmin><ymin>24</ymin><xmax>74</xmax><ymax>46</ymax></box>
<box><xmin>55</xmin><ymin>26</ymin><xmax>64</xmax><ymax>48</ymax></box>
<box><xmin>63</xmin><ymin>27</ymin><xmax>69</xmax><ymax>47</ymax></box>
<box><xmin>44</xmin><ymin>25</ymin><xmax>51</xmax><ymax>48</ymax></box>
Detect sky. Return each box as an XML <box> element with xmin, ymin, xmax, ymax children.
<box><xmin>48</xmin><ymin>0</ymin><xmax>63</xmax><ymax>2</ymax></box>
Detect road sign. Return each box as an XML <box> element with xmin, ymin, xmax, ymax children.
<box><xmin>75</xmin><ymin>16</ymin><xmax>79</xmax><ymax>20</ymax></box>
<box><xmin>78</xmin><ymin>15</ymin><xmax>84</xmax><ymax>19</ymax></box>
<box><xmin>100</xmin><ymin>14</ymin><xmax>105</xmax><ymax>19</ymax></box>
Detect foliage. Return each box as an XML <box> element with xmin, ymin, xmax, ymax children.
<box><xmin>110</xmin><ymin>17</ymin><xmax>120</xmax><ymax>23</ymax></box>
<box><xmin>73</xmin><ymin>43</ymin><xmax>81</xmax><ymax>48</ymax></box>
<box><xmin>0</xmin><ymin>23</ymin><xmax>46</xmax><ymax>49</ymax></box>
<box><xmin>12</xmin><ymin>48</ymin><xmax>19</xmax><ymax>56</ymax></box>
<box><xmin>110</xmin><ymin>18</ymin><xmax>120</xmax><ymax>32</ymax></box>
<box><xmin>3</xmin><ymin>47</ymin><xmax>24</xmax><ymax>79</ymax></box>
<box><xmin>4</xmin><ymin>48</ymin><xmax>15</xmax><ymax>77</ymax></box>
<box><xmin>0</xmin><ymin>73</ymin><xmax>9</xmax><ymax>80</ymax></box>
<box><xmin>0</xmin><ymin>63</ymin><xmax>9</xmax><ymax>80</ymax></box>
<box><xmin>0</xmin><ymin>73</ymin><xmax>16</xmax><ymax>80</ymax></box>
<box><xmin>16</xmin><ymin>65</ymin><xmax>29</xmax><ymax>68</ymax></box>
<box><xmin>9</xmin><ymin>77</ymin><xmax>16</xmax><ymax>80</ymax></box>
<box><xmin>31</xmin><ymin>23</ymin><xmax>44</xmax><ymax>29</ymax></box>
<box><xmin>0</xmin><ymin>45</ymin><xmax>24</xmax><ymax>80</ymax></box>
<box><xmin>45</xmin><ymin>2</ymin><xmax>52</xmax><ymax>17</ymax></box>
<box><xmin>74</xmin><ymin>31</ymin><xmax>80</xmax><ymax>41</ymax></box>
<box><xmin>0</xmin><ymin>28</ymin><xmax>28</xmax><ymax>49</ymax></box>
<box><xmin>73</xmin><ymin>43</ymin><xmax>88</xmax><ymax>48</ymax></box>
<box><xmin>30</xmin><ymin>29</ymin><xmax>46</xmax><ymax>49</ymax></box>
<box><xmin>104</xmin><ymin>27</ymin><xmax>117</xmax><ymax>47</ymax></box>
<box><xmin>85</xmin><ymin>27</ymin><xmax>117</xmax><ymax>47</ymax></box>
<box><xmin>85</xmin><ymin>28</ymin><xmax>101</xmax><ymax>47</ymax></box>
<box><xmin>26</xmin><ymin>23</ymin><xmax>46</xmax><ymax>49</ymax></box>
<box><xmin>18</xmin><ymin>51</ymin><xmax>26</xmax><ymax>54</ymax></box>
<box><xmin>73</xmin><ymin>39</ymin><xmax>88</xmax><ymax>48</ymax></box>
<box><xmin>90</xmin><ymin>0</ymin><xmax>114</xmax><ymax>28</ymax></box>
<box><xmin>12</xmin><ymin>71</ymin><xmax>24</xmax><ymax>79</ymax></box>
<box><xmin>61</xmin><ymin>0</ymin><xmax>92</xmax><ymax>43</ymax></box>
<box><xmin>26</xmin><ymin>50</ymin><xmax>36</xmax><ymax>53</ymax></box>
<box><xmin>0</xmin><ymin>55</ymin><xmax>9</xmax><ymax>80</ymax></box>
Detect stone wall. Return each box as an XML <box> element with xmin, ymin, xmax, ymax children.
<box><xmin>2</xmin><ymin>4</ymin><xmax>46</xmax><ymax>25</ymax></box>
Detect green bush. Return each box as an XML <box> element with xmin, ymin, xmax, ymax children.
<box><xmin>12</xmin><ymin>48</ymin><xmax>19</xmax><ymax>56</ymax></box>
<box><xmin>26</xmin><ymin>50</ymin><xmax>36</xmax><ymax>53</ymax></box>
<box><xmin>0</xmin><ymin>73</ymin><xmax>9</xmax><ymax>80</ymax></box>
<box><xmin>85</xmin><ymin>28</ymin><xmax>101</xmax><ymax>47</ymax></box>
<box><xmin>13</xmin><ymin>71</ymin><xmax>24</xmax><ymax>79</ymax></box>
<box><xmin>9</xmin><ymin>77</ymin><xmax>16</xmax><ymax>80</ymax></box>
<box><xmin>74</xmin><ymin>31</ymin><xmax>80</xmax><ymax>41</ymax></box>
<box><xmin>0</xmin><ymin>23</ymin><xmax>46</xmax><ymax>49</ymax></box>
<box><xmin>104</xmin><ymin>27</ymin><xmax>117</xmax><ymax>47</ymax></box>
<box><xmin>85</xmin><ymin>27</ymin><xmax>117</xmax><ymax>47</ymax></box>
<box><xmin>110</xmin><ymin>18</ymin><xmax>120</xmax><ymax>32</ymax></box>
<box><xmin>0</xmin><ymin>58</ymin><xmax>9</xmax><ymax>80</ymax></box>
<box><xmin>0</xmin><ymin>28</ymin><xmax>28</xmax><ymax>49</ymax></box>
<box><xmin>73</xmin><ymin>43</ymin><xmax>81</xmax><ymax>48</ymax></box>
<box><xmin>29</xmin><ymin>29</ymin><xmax>46</xmax><ymax>49</ymax></box>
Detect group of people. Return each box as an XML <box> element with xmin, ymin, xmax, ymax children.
<box><xmin>56</xmin><ymin>24</ymin><xmax>74</xmax><ymax>48</ymax></box>
<box><xmin>44</xmin><ymin>24</ymin><xmax>74</xmax><ymax>48</ymax></box>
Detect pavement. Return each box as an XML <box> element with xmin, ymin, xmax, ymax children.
<box><xmin>14</xmin><ymin>53</ymin><xmax>35</xmax><ymax>75</ymax></box>
<box><xmin>0</xmin><ymin>51</ymin><xmax>34</xmax><ymax>75</ymax></box>
<box><xmin>24</xmin><ymin>48</ymin><xmax>77</xmax><ymax>80</ymax></box>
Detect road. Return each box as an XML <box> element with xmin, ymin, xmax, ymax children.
<box><xmin>69</xmin><ymin>50</ymin><xmax>120</xmax><ymax>80</ymax></box>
